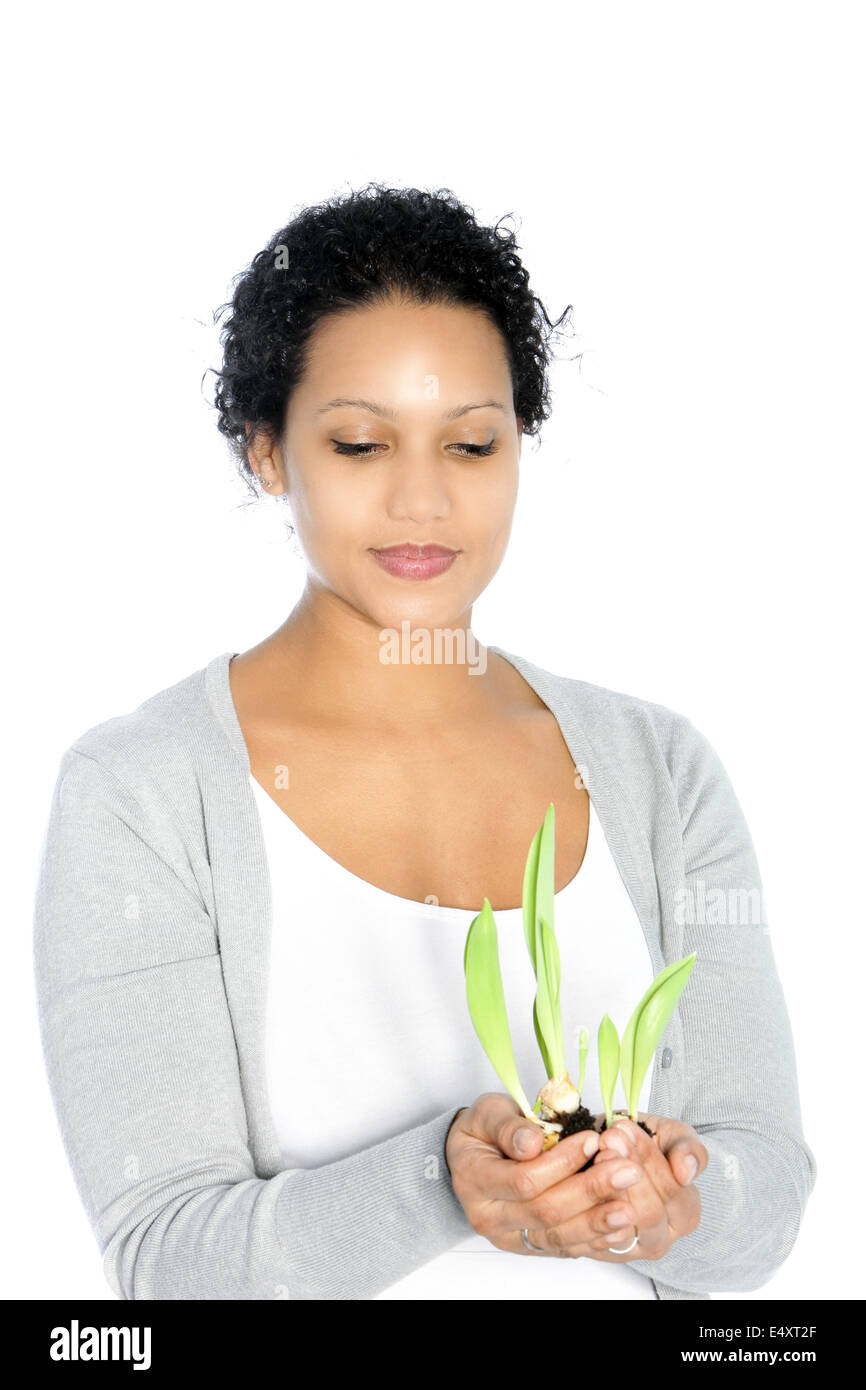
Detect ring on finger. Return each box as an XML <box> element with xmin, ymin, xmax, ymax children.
<box><xmin>517</xmin><ymin>1234</ymin><xmax>544</xmax><ymax>1256</ymax></box>
<box><xmin>520</xmin><ymin>1228</ymin><xmax>546</xmax><ymax>1253</ymax></box>
<box><xmin>608</xmin><ymin>1231</ymin><xmax>640</xmax><ymax>1254</ymax></box>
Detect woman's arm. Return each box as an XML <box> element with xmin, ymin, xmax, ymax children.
<box><xmin>626</xmin><ymin>715</ymin><xmax>818</xmax><ymax>1292</ymax></box>
<box><xmin>33</xmin><ymin>748</ymin><xmax>473</xmax><ymax>1301</ymax></box>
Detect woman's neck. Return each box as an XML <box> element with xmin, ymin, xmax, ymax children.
<box><xmin>231</xmin><ymin>587</ymin><xmax>521</xmax><ymax>732</ymax></box>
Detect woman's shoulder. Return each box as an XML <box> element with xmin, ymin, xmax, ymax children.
<box><xmin>490</xmin><ymin>643</ymin><xmax>700</xmax><ymax>766</ymax></box>
<box><xmin>497</xmin><ymin>647</ymin><xmax>746</xmax><ymax>855</ymax></box>
<box><xmin>56</xmin><ymin>652</ymin><xmax>234</xmax><ymax>805</ymax></box>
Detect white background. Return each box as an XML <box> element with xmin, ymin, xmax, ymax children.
<box><xmin>4</xmin><ymin>0</ymin><xmax>863</xmax><ymax>1300</ymax></box>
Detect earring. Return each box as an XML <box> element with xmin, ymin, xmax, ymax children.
<box><xmin>259</xmin><ymin>473</ymin><xmax>272</xmax><ymax>490</ymax></box>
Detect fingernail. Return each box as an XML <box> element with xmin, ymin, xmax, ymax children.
<box><xmin>583</xmin><ymin>1132</ymin><xmax>599</xmax><ymax>1157</ymax></box>
<box><xmin>683</xmin><ymin>1154</ymin><xmax>698</xmax><ymax>1183</ymax></box>
<box><xmin>605</xmin><ymin>1131</ymin><xmax>629</xmax><ymax>1157</ymax></box>
<box><xmin>612</xmin><ymin>1165</ymin><xmax>641</xmax><ymax>1188</ymax></box>
<box><xmin>514</xmin><ymin>1128</ymin><xmax>535</xmax><ymax>1154</ymax></box>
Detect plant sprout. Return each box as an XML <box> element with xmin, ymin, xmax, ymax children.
<box><xmin>598</xmin><ymin>1013</ymin><xmax>620</xmax><ymax>1130</ymax></box>
<box><xmin>576</xmin><ymin>1025</ymin><xmax>588</xmax><ymax>1096</ymax></box>
<box><xmin>521</xmin><ymin>804</ymin><xmax>585</xmax><ymax>1125</ymax></box>
<box><xmin>463</xmin><ymin>803</ymin><xmax>698</xmax><ymax>1149</ymax></box>
<box><xmin>464</xmin><ymin>897</ymin><xmax>563</xmax><ymax>1141</ymax></box>
<box><xmin>521</xmin><ymin>810</ymin><xmax>553</xmax><ymax>1077</ymax></box>
<box><xmin>618</xmin><ymin>952</ymin><xmax>696</xmax><ymax>1122</ymax></box>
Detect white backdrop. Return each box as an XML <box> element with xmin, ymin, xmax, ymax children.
<box><xmin>5</xmin><ymin>0</ymin><xmax>863</xmax><ymax>1301</ymax></box>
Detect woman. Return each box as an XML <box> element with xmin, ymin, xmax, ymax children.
<box><xmin>33</xmin><ymin>183</ymin><xmax>816</xmax><ymax>1301</ymax></box>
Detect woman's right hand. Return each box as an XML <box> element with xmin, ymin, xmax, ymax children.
<box><xmin>444</xmin><ymin>1093</ymin><xmax>645</xmax><ymax>1258</ymax></box>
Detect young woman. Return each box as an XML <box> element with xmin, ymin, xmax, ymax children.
<box><xmin>33</xmin><ymin>184</ymin><xmax>816</xmax><ymax>1301</ymax></box>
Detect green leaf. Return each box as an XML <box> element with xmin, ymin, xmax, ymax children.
<box><xmin>523</xmin><ymin>805</ymin><xmax>566</xmax><ymax>1081</ymax></box>
<box><xmin>598</xmin><ymin>1014</ymin><xmax>621</xmax><ymax>1129</ymax></box>
<box><xmin>522</xmin><ymin>824</ymin><xmax>542</xmax><ymax>973</ymax></box>
<box><xmin>577</xmin><ymin>1025</ymin><xmax>589</xmax><ymax>1096</ymax></box>
<box><xmin>532</xmin><ymin>997</ymin><xmax>554</xmax><ymax>1078</ymax></box>
<box><xmin>535</xmin><ymin>916</ymin><xmax>566</xmax><ymax>1078</ymax></box>
<box><xmin>535</xmin><ymin>804</ymin><xmax>556</xmax><ymax>971</ymax></box>
<box><xmin>620</xmin><ymin>953</ymin><xmax>697</xmax><ymax>1120</ymax></box>
<box><xmin>464</xmin><ymin>898</ymin><xmax>536</xmax><ymax>1119</ymax></box>
<box><xmin>522</xmin><ymin>805</ymin><xmax>555</xmax><ymax>980</ymax></box>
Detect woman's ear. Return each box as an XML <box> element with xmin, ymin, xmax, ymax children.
<box><xmin>246</xmin><ymin>425</ymin><xmax>284</xmax><ymax>495</ymax></box>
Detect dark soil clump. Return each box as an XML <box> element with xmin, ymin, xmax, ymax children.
<box><xmin>549</xmin><ymin>1103</ymin><xmax>596</xmax><ymax>1140</ymax></box>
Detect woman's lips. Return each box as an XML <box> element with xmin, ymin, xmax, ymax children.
<box><xmin>371</xmin><ymin>544</ymin><xmax>458</xmax><ymax>580</ymax></box>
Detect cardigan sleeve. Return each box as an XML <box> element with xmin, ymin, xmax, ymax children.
<box><xmin>32</xmin><ymin>747</ymin><xmax>473</xmax><ymax>1301</ymax></box>
<box><xmin>627</xmin><ymin>716</ymin><xmax>817</xmax><ymax>1293</ymax></box>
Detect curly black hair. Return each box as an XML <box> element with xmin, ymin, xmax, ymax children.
<box><xmin>208</xmin><ymin>182</ymin><xmax>576</xmax><ymax>500</ymax></box>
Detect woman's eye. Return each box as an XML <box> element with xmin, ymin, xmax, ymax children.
<box><xmin>330</xmin><ymin>440</ymin><xmax>496</xmax><ymax>458</ymax></box>
<box><xmin>451</xmin><ymin>441</ymin><xmax>497</xmax><ymax>457</ymax></box>
<box><xmin>332</xmin><ymin>441</ymin><xmax>382</xmax><ymax>456</ymax></box>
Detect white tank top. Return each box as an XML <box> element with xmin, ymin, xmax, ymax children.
<box><xmin>251</xmin><ymin>774</ymin><xmax>658</xmax><ymax>1299</ymax></box>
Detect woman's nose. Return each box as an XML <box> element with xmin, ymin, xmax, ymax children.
<box><xmin>385</xmin><ymin>453</ymin><xmax>452</xmax><ymax>523</ymax></box>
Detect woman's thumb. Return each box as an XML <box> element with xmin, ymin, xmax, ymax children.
<box><xmin>669</xmin><ymin>1140</ymin><xmax>700</xmax><ymax>1184</ymax></box>
<box><xmin>505</xmin><ymin>1118</ymin><xmax>544</xmax><ymax>1159</ymax></box>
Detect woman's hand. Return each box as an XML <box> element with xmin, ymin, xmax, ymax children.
<box><xmin>583</xmin><ymin>1114</ymin><xmax>708</xmax><ymax>1261</ymax></box>
<box><xmin>445</xmin><ymin>1094</ymin><xmax>649</xmax><ymax>1258</ymax></box>
<box><xmin>445</xmin><ymin>1099</ymin><xmax>708</xmax><ymax>1260</ymax></box>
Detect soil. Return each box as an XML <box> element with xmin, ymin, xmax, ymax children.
<box><xmin>546</xmin><ymin>1102</ymin><xmax>597</xmax><ymax>1141</ymax></box>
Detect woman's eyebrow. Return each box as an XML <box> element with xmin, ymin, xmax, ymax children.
<box><xmin>315</xmin><ymin>397</ymin><xmax>506</xmax><ymax>421</ymax></box>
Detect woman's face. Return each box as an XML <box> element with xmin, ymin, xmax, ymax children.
<box><xmin>257</xmin><ymin>295</ymin><xmax>522</xmax><ymax>634</ymax></box>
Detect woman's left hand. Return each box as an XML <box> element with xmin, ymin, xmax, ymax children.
<box><xmin>585</xmin><ymin>1114</ymin><xmax>708</xmax><ymax>1261</ymax></box>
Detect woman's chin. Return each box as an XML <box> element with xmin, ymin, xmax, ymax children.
<box><xmin>361</xmin><ymin>597</ymin><xmax>476</xmax><ymax>656</ymax></box>
<box><xmin>355</xmin><ymin>586</ymin><xmax>468</xmax><ymax>632</ymax></box>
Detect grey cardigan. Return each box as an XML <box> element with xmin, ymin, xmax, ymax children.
<box><xmin>32</xmin><ymin>645</ymin><xmax>817</xmax><ymax>1301</ymax></box>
